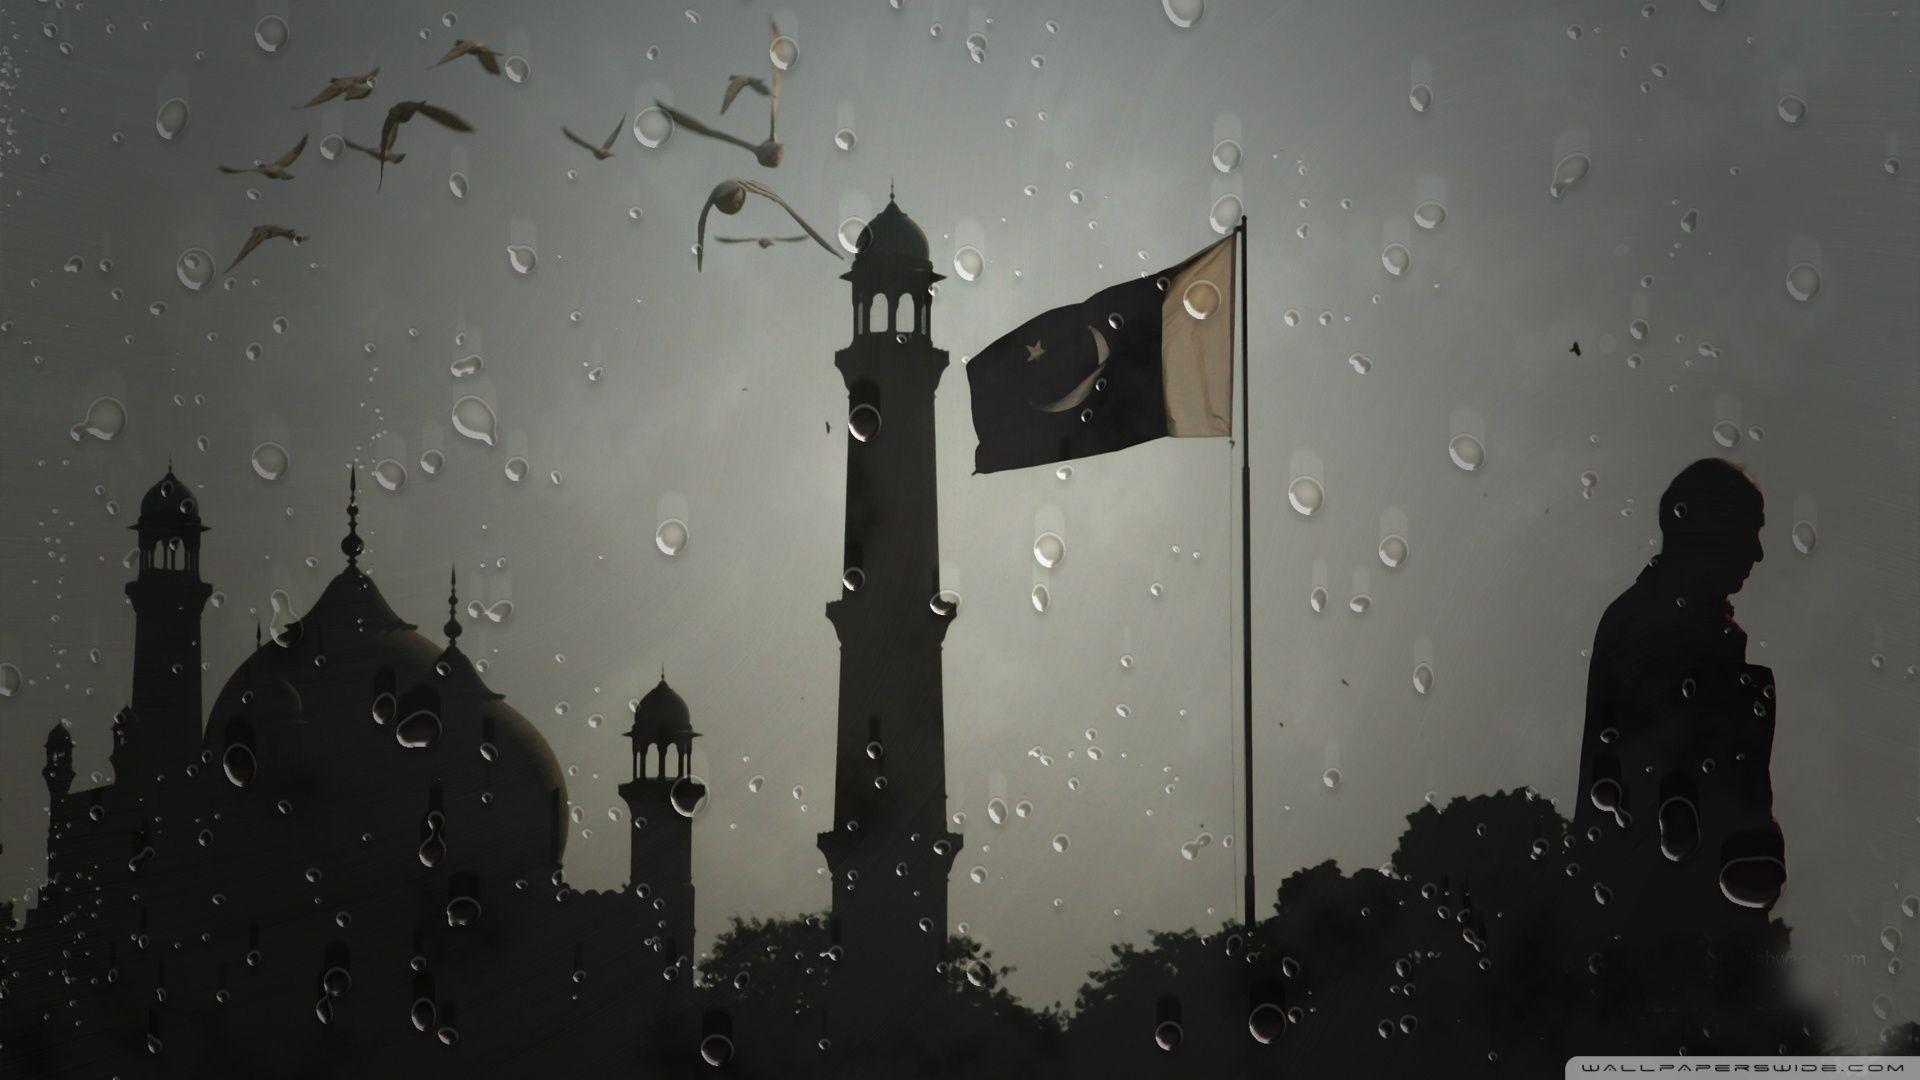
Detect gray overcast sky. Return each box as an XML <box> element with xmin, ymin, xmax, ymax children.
<box><xmin>1</xmin><ymin>0</ymin><xmax>1915</xmax><ymax>1037</ymax></box>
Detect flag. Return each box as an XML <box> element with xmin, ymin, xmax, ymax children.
<box><xmin>966</xmin><ymin>234</ymin><xmax>1236</xmax><ymax>474</ymax></box>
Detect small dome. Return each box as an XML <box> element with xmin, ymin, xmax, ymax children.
<box><xmin>853</xmin><ymin>199</ymin><xmax>931</xmax><ymax>266</ymax></box>
<box><xmin>45</xmin><ymin>722</ymin><xmax>72</xmax><ymax>750</ymax></box>
<box><xmin>138</xmin><ymin>470</ymin><xmax>205</xmax><ymax>526</ymax></box>
<box><xmin>631</xmin><ymin>676</ymin><xmax>694</xmax><ymax>738</ymax></box>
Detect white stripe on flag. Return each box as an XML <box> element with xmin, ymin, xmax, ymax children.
<box><xmin>1160</xmin><ymin>234</ymin><xmax>1236</xmax><ymax>438</ymax></box>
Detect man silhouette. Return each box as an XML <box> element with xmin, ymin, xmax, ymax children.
<box><xmin>1574</xmin><ymin>458</ymin><xmax>1786</xmax><ymax>925</ymax></box>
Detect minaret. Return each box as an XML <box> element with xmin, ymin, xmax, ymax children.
<box><xmin>42</xmin><ymin>722</ymin><xmax>75</xmax><ymax>800</ymax></box>
<box><xmin>124</xmin><ymin>468</ymin><xmax>213</xmax><ymax>776</ymax></box>
<box><xmin>618</xmin><ymin>674</ymin><xmax>699</xmax><ymax>973</ymax></box>
<box><xmin>817</xmin><ymin>194</ymin><xmax>964</xmax><ymax>1006</ymax></box>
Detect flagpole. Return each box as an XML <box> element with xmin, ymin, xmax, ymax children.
<box><xmin>1237</xmin><ymin>215</ymin><xmax>1256</xmax><ymax>929</ymax></box>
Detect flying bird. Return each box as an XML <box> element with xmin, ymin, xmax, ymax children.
<box><xmin>1569</xmin><ymin>341</ymin><xmax>1582</xmax><ymax>356</ymax></box>
<box><xmin>217</xmin><ymin>134</ymin><xmax>308</xmax><ymax>180</ymax></box>
<box><xmin>656</xmin><ymin>102</ymin><xmax>784</xmax><ymax>168</ymax></box>
<box><xmin>341</xmin><ymin>137</ymin><xmax>404</xmax><ymax>164</ymax></box>
<box><xmin>296</xmin><ymin>67</ymin><xmax>379</xmax><ymax>109</ymax></box>
<box><xmin>695</xmin><ymin>179</ymin><xmax>837</xmax><ymax>271</ymax></box>
<box><xmin>714</xmin><ymin>234</ymin><xmax>810</xmax><ymax>248</ymax></box>
<box><xmin>224</xmin><ymin>225</ymin><xmax>305</xmax><ymax>274</ymax></box>
<box><xmin>430</xmin><ymin>39</ymin><xmax>502</xmax><ymax>75</ymax></box>
<box><xmin>722</xmin><ymin>74</ymin><xmax>770</xmax><ymax>114</ymax></box>
<box><xmin>376</xmin><ymin>101</ymin><xmax>473</xmax><ymax>188</ymax></box>
<box><xmin>562</xmin><ymin>116</ymin><xmax>625</xmax><ymax>161</ymax></box>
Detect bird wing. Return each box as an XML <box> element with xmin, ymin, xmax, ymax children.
<box><xmin>722</xmin><ymin>75</ymin><xmax>768</xmax><ymax>113</ymax></box>
<box><xmin>562</xmin><ymin>126</ymin><xmax>600</xmax><ymax>153</ymax></box>
<box><xmin>657</xmin><ymin>103</ymin><xmax>755</xmax><ymax>154</ymax></box>
<box><xmin>603</xmin><ymin>115</ymin><xmax>625</xmax><ymax>151</ymax></box>
<box><xmin>768</xmin><ymin>19</ymin><xmax>783</xmax><ymax>142</ymax></box>
<box><xmin>273</xmin><ymin>134</ymin><xmax>309</xmax><ymax>168</ymax></box>
<box><xmin>476</xmin><ymin>47</ymin><xmax>502</xmax><ymax>75</ymax></box>
<box><xmin>300</xmin><ymin>83</ymin><xmax>343</xmax><ymax>108</ymax></box>
<box><xmin>771</xmin><ymin>235</ymin><xmax>809</xmax><ymax>243</ymax></box>
<box><xmin>413</xmin><ymin>103</ymin><xmax>474</xmax><ymax>132</ymax></box>
<box><xmin>217</xmin><ymin>164</ymin><xmax>250</xmax><ymax>174</ymax></box>
<box><xmin>362</xmin><ymin>67</ymin><xmax>380</xmax><ymax>81</ymax></box>
<box><xmin>225</xmin><ymin>228</ymin><xmax>269</xmax><ymax>273</ymax></box>
<box><xmin>712</xmin><ymin>235</ymin><xmax>757</xmax><ymax>244</ymax></box>
<box><xmin>379</xmin><ymin>105</ymin><xmax>406</xmax><ymax>153</ymax></box>
<box><xmin>696</xmin><ymin>191</ymin><xmax>719</xmax><ymax>272</ymax></box>
<box><xmin>738</xmin><ymin>179</ymin><xmax>839</xmax><ymax>258</ymax></box>
<box><xmin>342</xmin><ymin>137</ymin><xmax>378</xmax><ymax>157</ymax></box>
<box><xmin>430</xmin><ymin>43</ymin><xmax>466</xmax><ymax>68</ymax></box>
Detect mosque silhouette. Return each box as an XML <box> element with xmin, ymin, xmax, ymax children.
<box><xmin>0</xmin><ymin>199</ymin><xmax>1886</xmax><ymax>1077</ymax></box>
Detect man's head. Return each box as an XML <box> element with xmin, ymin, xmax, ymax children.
<box><xmin>1658</xmin><ymin>458</ymin><xmax>1765</xmax><ymax>597</ymax></box>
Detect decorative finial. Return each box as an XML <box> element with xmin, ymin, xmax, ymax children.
<box><xmin>444</xmin><ymin>565</ymin><xmax>463</xmax><ymax>644</ymax></box>
<box><xmin>660</xmin><ymin>663</ymin><xmax>666</xmax><ymax>682</ymax></box>
<box><xmin>340</xmin><ymin>465</ymin><xmax>365</xmax><ymax>566</ymax></box>
<box><xmin>889</xmin><ymin>177</ymin><xmax>895</xmax><ymax>203</ymax></box>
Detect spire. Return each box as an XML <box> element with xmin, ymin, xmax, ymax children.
<box><xmin>444</xmin><ymin>566</ymin><xmax>463</xmax><ymax>645</ymax></box>
<box><xmin>889</xmin><ymin>176</ymin><xmax>895</xmax><ymax>203</ymax></box>
<box><xmin>340</xmin><ymin>466</ymin><xmax>364</xmax><ymax>567</ymax></box>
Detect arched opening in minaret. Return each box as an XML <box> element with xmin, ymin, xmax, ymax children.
<box><xmin>665</xmin><ymin>742</ymin><xmax>682</xmax><ymax>779</ymax></box>
<box><xmin>642</xmin><ymin>743</ymin><xmax>660</xmax><ymax>780</ymax></box>
<box><xmin>886</xmin><ymin>292</ymin><xmax>904</xmax><ymax>335</ymax></box>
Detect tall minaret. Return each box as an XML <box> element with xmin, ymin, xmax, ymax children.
<box><xmin>619</xmin><ymin>674</ymin><xmax>699</xmax><ymax>974</ymax></box>
<box><xmin>124</xmin><ymin>468</ymin><xmax>212</xmax><ymax>776</ymax></box>
<box><xmin>817</xmin><ymin>194</ymin><xmax>964</xmax><ymax>1008</ymax></box>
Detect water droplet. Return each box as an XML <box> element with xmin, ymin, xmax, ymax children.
<box><xmin>969</xmin><ymin>865</ymin><xmax>988</xmax><ymax>884</ymax></box>
<box><xmin>449</xmin><ymin>172</ymin><xmax>469</xmax><ymax>199</ymax></box>
<box><xmin>965</xmin><ymin>32</ymin><xmax>988</xmax><ymax>63</ymax></box>
<box><xmin>1448</xmin><ymin>433</ymin><xmax>1485</xmax><ymax>472</ymax></box>
<box><xmin>155</xmin><ymin>98</ymin><xmax>190</xmax><ymax>141</ymax></box>
<box><xmin>837</xmin><ymin>216</ymin><xmax>868</xmax><ymax>255</ymax></box>
<box><xmin>253</xmin><ymin>15</ymin><xmax>289</xmax><ymax>53</ymax></box>
<box><xmin>930</xmin><ymin>589</ymin><xmax>961</xmax><ymax>617</ymax></box>
<box><xmin>770</xmin><ymin>33</ymin><xmax>798</xmax><ymax>70</ymax></box>
<box><xmin>1032</xmin><ymin>531</ymin><xmax>1066</xmax><ymax>568</ymax></box>
<box><xmin>450</xmin><ymin>354</ymin><xmax>483</xmax><ymax>378</ymax></box>
<box><xmin>451</xmin><ymin>395</ymin><xmax>497</xmax><ymax>445</ymax></box>
<box><xmin>169</xmin><ymin>248</ymin><xmax>213</xmax><ymax>291</ymax></box>
<box><xmin>670</xmin><ymin>776</ymin><xmax>709</xmax><ymax>817</ymax></box>
<box><xmin>1211</xmin><ymin>139</ymin><xmax>1242</xmax><ymax>174</ymax></box>
<box><xmin>1348</xmin><ymin>353</ymin><xmax>1372</xmax><ymax>374</ymax></box>
<box><xmin>1776</xmin><ymin>94</ymin><xmax>1807</xmax><ymax>125</ymax></box>
<box><xmin>505</xmin><ymin>244</ymin><xmax>537</xmax><ymax>275</ymax></box>
<box><xmin>1286</xmin><ymin>476</ymin><xmax>1323</xmax><ymax>516</ymax></box>
<box><xmin>1785</xmin><ymin>262</ymin><xmax>1821</xmax><ymax>302</ymax></box>
<box><xmin>1349</xmin><ymin>594</ymin><xmax>1372</xmax><ymax>614</ymax></box>
<box><xmin>1030</xmin><ymin>583</ymin><xmax>1050</xmax><ymax>613</ymax></box>
<box><xmin>1052</xmin><ymin>833</ymin><xmax>1070</xmax><ymax>853</ymax></box>
<box><xmin>502</xmin><ymin>54</ymin><xmax>530</xmax><ymax>83</ymax></box>
<box><xmin>849</xmin><ymin>403</ymin><xmax>882</xmax><ymax>442</ymax></box>
<box><xmin>397</xmin><ymin>709</ymin><xmax>442</xmax><ymax>749</ymax></box>
<box><xmin>1309</xmin><ymin>586</ymin><xmax>1328</xmax><ymax>613</ymax></box>
<box><xmin>419</xmin><ymin>448</ymin><xmax>444</xmax><ymax>475</ymax></box>
<box><xmin>1209</xmin><ymin>193</ymin><xmax>1244</xmax><ymax>235</ymax></box>
<box><xmin>1550</xmin><ymin>152</ymin><xmax>1591</xmax><ymax>198</ymax></box>
<box><xmin>245</xmin><ymin>441</ymin><xmax>289</xmax><ymax>480</ymax></box>
<box><xmin>1322</xmin><ymin>768</ymin><xmax>1342</xmax><ymax>789</ymax></box>
<box><xmin>71</xmin><ymin>396</ymin><xmax>128</xmax><ymax>442</ymax></box>
<box><xmin>372</xmin><ymin>459</ymin><xmax>406</xmax><ymax>491</ymax></box>
<box><xmin>655</xmin><ymin>518</ymin><xmax>689</xmax><ymax>556</ymax></box>
<box><xmin>1680</xmin><ymin>207</ymin><xmax>1699</xmax><ymax>233</ymax></box>
<box><xmin>1412</xmin><ymin>200</ymin><xmax>1448</xmax><ymax>230</ymax></box>
<box><xmin>1790</xmin><ymin>520</ymin><xmax>1817</xmax><ymax>555</ymax></box>
<box><xmin>953</xmin><ymin>245</ymin><xmax>985</xmax><ymax>282</ymax></box>
<box><xmin>1378</xmin><ymin>534</ymin><xmax>1409</xmax><ymax>568</ymax></box>
<box><xmin>1413</xmin><ymin>663</ymin><xmax>1434</xmax><ymax>695</ymax></box>
<box><xmin>502</xmin><ymin>456</ymin><xmax>529</xmax><ymax>483</ymax></box>
<box><xmin>1162</xmin><ymin>0</ymin><xmax>1203</xmax><ymax>28</ymax></box>
<box><xmin>1711</xmin><ymin>420</ymin><xmax>1742</xmax><ymax>448</ymax></box>
<box><xmin>1381</xmin><ymin>243</ymin><xmax>1411</xmax><ymax>277</ymax></box>
<box><xmin>1182</xmin><ymin>279</ymin><xmax>1222</xmax><ymax>320</ymax></box>
<box><xmin>1408</xmin><ymin>83</ymin><xmax>1433</xmax><ymax>113</ymax></box>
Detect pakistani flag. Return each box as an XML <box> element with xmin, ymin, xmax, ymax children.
<box><xmin>966</xmin><ymin>234</ymin><xmax>1237</xmax><ymax>474</ymax></box>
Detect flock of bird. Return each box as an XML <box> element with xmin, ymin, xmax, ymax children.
<box><xmin>216</xmin><ymin>20</ymin><xmax>841</xmax><ymax>276</ymax></box>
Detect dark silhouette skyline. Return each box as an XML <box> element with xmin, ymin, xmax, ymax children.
<box><xmin>0</xmin><ymin>210</ymin><xmax>1895</xmax><ymax>1073</ymax></box>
